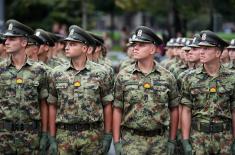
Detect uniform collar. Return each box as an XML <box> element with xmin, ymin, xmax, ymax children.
<box><xmin>65</xmin><ymin>59</ymin><xmax>91</xmax><ymax>71</ymax></box>
<box><xmin>195</xmin><ymin>64</ymin><xmax>226</xmax><ymax>75</ymax></box>
<box><xmin>131</xmin><ymin>60</ymin><xmax>161</xmax><ymax>74</ymax></box>
<box><xmin>6</xmin><ymin>56</ymin><xmax>33</xmax><ymax>67</ymax></box>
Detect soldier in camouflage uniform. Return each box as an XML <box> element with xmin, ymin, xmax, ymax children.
<box><xmin>0</xmin><ymin>34</ymin><xmax>7</xmax><ymax>62</ymax></box>
<box><xmin>181</xmin><ymin>30</ymin><xmax>235</xmax><ymax>155</ymax></box>
<box><xmin>119</xmin><ymin>34</ymin><xmax>136</xmax><ymax>71</ymax></box>
<box><xmin>47</xmin><ymin>32</ymin><xmax>68</xmax><ymax>68</ymax></box>
<box><xmin>220</xmin><ymin>47</ymin><xmax>230</xmax><ymax>67</ymax></box>
<box><xmin>0</xmin><ymin>19</ymin><xmax>48</xmax><ymax>154</ymax></box>
<box><xmin>25</xmin><ymin>34</ymin><xmax>44</xmax><ymax>61</ymax></box>
<box><xmin>227</xmin><ymin>39</ymin><xmax>235</xmax><ymax>70</ymax></box>
<box><xmin>113</xmin><ymin>26</ymin><xmax>179</xmax><ymax>155</ymax></box>
<box><xmin>160</xmin><ymin>38</ymin><xmax>176</xmax><ymax>69</ymax></box>
<box><xmin>86</xmin><ymin>32</ymin><xmax>115</xmax><ymax>154</ymax></box>
<box><xmin>35</xmin><ymin>29</ymin><xmax>55</xmax><ymax>65</ymax></box>
<box><xmin>47</xmin><ymin>25</ymin><xmax>113</xmax><ymax>155</ymax></box>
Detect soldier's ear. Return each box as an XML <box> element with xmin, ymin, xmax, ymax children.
<box><xmin>82</xmin><ymin>44</ymin><xmax>88</xmax><ymax>53</ymax></box>
<box><xmin>21</xmin><ymin>37</ymin><xmax>28</xmax><ymax>48</ymax></box>
<box><xmin>149</xmin><ymin>44</ymin><xmax>156</xmax><ymax>55</ymax></box>
<box><xmin>87</xmin><ymin>46</ymin><xmax>93</xmax><ymax>54</ymax></box>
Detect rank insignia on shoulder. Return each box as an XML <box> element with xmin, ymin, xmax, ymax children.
<box><xmin>16</xmin><ymin>78</ymin><xmax>23</xmax><ymax>84</ymax></box>
<box><xmin>209</xmin><ymin>87</ymin><xmax>216</xmax><ymax>93</ymax></box>
<box><xmin>74</xmin><ymin>81</ymin><xmax>81</xmax><ymax>87</ymax></box>
<box><xmin>143</xmin><ymin>82</ymin><xmax>151</xmax><ymax>89</ymax></box>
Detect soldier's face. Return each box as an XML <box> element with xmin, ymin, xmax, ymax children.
<box><xmin>229</xmin><ymin>49</ymin><xmax>235</xmax><ymax>60</ymax></box>
<box><xmin>188</xmin><ymin>48</ymin><xmax>200</xmax><ymax>62</ymax></box>
<box><xmin>132</xmin><ymin>42</ymin><xmax>155</xmax><ymax>60</ymax></box>
<box><xmin>200</xmin><ymin>47</ymin><xmax>220</xmax><ymax>64</ymax></box>
<box><xmin>25</xmin><ymin>45</ymin><xmax>39</xmax><ymax>59</ymax></box>
<box><xmin>5</xmin><ymin>36</ymin><xmax>27</xmax><ymax>53</ymax></box>
<box><xmin>65</xmin><ymin>41</ymin><xmax>87</xmax><ymax>58</ymax></box>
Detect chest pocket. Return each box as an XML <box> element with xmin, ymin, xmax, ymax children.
<box><xmin>24</xmin><ymin>81</ymin><xmax>40</xmax><ymax>101</ymax></box>
<box><xmin>124</xmin><ymin>82</ymin><xmax>141</xmax><ymax>104</ymax></box>
<box><xmin>55</xmin><ymin>82</ymin><xmax>69</xmax><ymax>101</ymax></box>
<box><xmin>83</xmin><ymin>83</ymin><xmax>99</xmax><ymax>98</ymax></box>
<box><xmin>0</xmin><ymin>80</ymin><xmax>12</xmax><ymax>98</ymax></box>
<box><xmin>151</xmin><ymin>83</ymin><xmax>169</xmax><ymax>103</ymax></box>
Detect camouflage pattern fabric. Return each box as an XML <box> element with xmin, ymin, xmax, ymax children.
<box><xmin>119</xmin><ymin>59</ymin><xmax>135</xmax><ymax>71</ymax></box>
<box><xmin>56</xmin><ymin>128</ymin><xmax>103</xmax><ymax>155</ymax></box>
<box><xmin>47</xmin><ymin>60</ymin><xmax>113</xmax><ymax>123</ymax></box>
<box><xmin>0</xmin><ymin>58</ymin><xmax>48</xmax><ymax>154</ymax></box>
<box><xmin>120</xmin><ymin>129</ymin><xmax>168</xmax><ymax>155</ymax></box>
<box><xmin>113</xmin><ymin>61</ymin><xmax>179</xmax><ymax>154</ymax></box>
<box><xmin>190</xmin><ymin>129</ymin><xmax>233</xmax><ymax>155</ymax></box>
<box><xmin>181</xmin><ymin>65</ymin><xmax>235</xmax><ymax>154</ymax></box>
<box><xmin>164</xmin><ymin>57</ymin><xmax>178</xmax><ymax>70</ymax></box>
<box><xmin>47</xmin><ymin>60</ymin><xmax>113</xmax><ymax>153</ymax></box>
<box><xmin>169</xmin><ymin>60</ymin><xmax>188</xmax><ymax>78</ymax></box>
<box><xmin>47</xmin><ymin>56</ymin><xmax>69</xmax><ymax>68</ymax></box>
<box><xmin>0</xmin><ymin>130</ymin><xmax>40</xmax><ymax>155</ymax></box>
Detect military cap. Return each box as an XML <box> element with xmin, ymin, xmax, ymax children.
<box><xmin>189</xmin><ymin>34</ymin><xmax>201</xmax><ymax>48</ymax></box>
<box><xmin>28</xmin><ymin>34</ymin><xmax>44</xmax><ymax>46</ymax></box>
<box><xmin>174</xmin><ymin>38</ymin><xmax>186</xmax><ymax>47</ymax></box>
<box><xmin>227</xmin><ymin>39</ymin><xmax>235</xmax><ymax>49</ymax></box>
<box><xmin>199</xmin><ymin>30</ymin><xmax>228</xmax><ymax>48</ymax></box>
<box><xmin>182</xmin><ymin>38</ymin><xmax>193</xmax><ymax>51</ymax></box>
<box><xmin>65</xmin><ymin>25</ymin><xmax>95</xmax><ymax>46</ymax></box>
<box><xmin>4</xmin><ymin>19</ymin><xmax>34</xmax><ymax>37</ymax></box>
<box><xmin>35</xmin><ymin>29</ymin><xmax>54</xmax><ymax>47</ymax></box>
<box><xmin>47</xmin><ymin>32</ymin><xmax>65</xmax><ymax>42</ymax></box>
<box><xmin>131</xmin><ymin>26</ymin><xmax>163</xmax><ymax>45</ymax></box>
<box><xmin>89</xmin><ymin>33</ymin><xmax>104</xmax><ymax>46</ymax></box>
<box><xmin>166</xmin><ymin>38</ymin><xmax>176</xmax><ymax>47</ymax></box>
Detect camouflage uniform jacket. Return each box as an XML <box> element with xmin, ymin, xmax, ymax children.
<box><xmin>47</xmin><ymin>56</ymin><xmax>69</xmax><ymax>68</ymax></box>
<box><xmin>47</xmin><ymin>60</ymin><xmax>114</xmax><ymax>124</ymax></box>
<box><xmin>0</xmin><ymin>58</ymin><xmax>48</xmax><ymax>122</ymax></box>
<box><xmin>181</xmin><ymin>65</ymin><xmax>235</xmax><ymax>123</ymax></box>
<box><xmin>119</xmin><ymin>58</ymin><xmax>135</xmax><ymax>71</ymax></box>
<box><xmin>113</xmin><ymin>61</ymin><xmax>179</xmax><ymax>130</ymax></box>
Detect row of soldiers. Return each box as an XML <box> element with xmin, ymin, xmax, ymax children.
<box><xmin>1</xmin><ymin>18</ymin><xmax>235</xmax><ymax>155</ymax></box>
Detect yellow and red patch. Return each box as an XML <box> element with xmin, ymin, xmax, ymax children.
<box><xmin>143</xmin><ymin>82</ymin><xmax>151</xmax><ymax>89</ymax></box>
<box><xmin>16</xmin><ymin>78</ymin><xmax>23</xmax><ymax>84</ymax></box>
<box><xmin>74</xmin><ymin>81</ymin><xmax>81</xmax><ymax>87</ymax></box>
<box><xmin>209</xmin><ymin>87</ymin><xmax>216</xmax><ymax>93</ymax></box>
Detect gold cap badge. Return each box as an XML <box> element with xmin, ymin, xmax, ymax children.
<box><xmin>74</xmin><ymin>81</ymin><xmax>81</xmax><ymax>87</ymax></box>
<box><xmin>143</xmin><ymin>82</ymin><xmax>151</xmax><ymax>89</ymax></box>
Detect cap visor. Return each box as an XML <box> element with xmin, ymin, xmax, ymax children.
<box><xmin>227</xmin><ymin>46</ymin><xmax>235</xmax><ymax>49</ymax></box>
<box><xmin>198</xmin><ymin>42</ymin><xmax>216</xmax><ymax>47</ymax></box>
<box><xmin>182</xmin><ymin>47</ymin><xmax>191</xmax><ymax>51</ymax></box>
<box><xmin>64</xmin><ymin>37</ymin><xmax>83</xmax><ymax>43</ymax></box>
<box><xmin>132</xmin><ymin>38</ymin><xmax>152</xmax><ymax>43</ymax></box>
<box><xmin>188</xmin><ymin>44</ymin><xmax>200</xmax><ymax>48</ymax></box>
<box><xmin>3</xmin><ymin>32</ymin><xmax>23</xmax><ymax>37</ymax></box>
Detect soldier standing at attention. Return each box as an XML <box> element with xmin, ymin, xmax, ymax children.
<box><xmin>113</xmin><ymin>26</ymin><xmax>179</xmax><ymax>155</ymax></box>
<box><xmin>47</xmin><ymin>25</ymin><xmax>113</xmax><ymax>155</ymax></box>
<box><xmin>0</xmin><ymin>34</ymin><xmax>7</xmax><ymax>62</ymax></box>
<box><xmin>181</xmin><ymin>30</ymin><xmax>235</xmax><ymax>155</ymax></box>
<box><xmin>0</xmin><ymin>19</ymin><xmax>48</xmax><ymax>154</ymax></box>
<box><xmin>227</xmin><ymin>39</ymin><xmax>235</xmax><ymax>70</ymax></box>
<box><xmin>25</xmin><ymin>34</ymin><xmax>44</xmax><ymax>61</ymax></box>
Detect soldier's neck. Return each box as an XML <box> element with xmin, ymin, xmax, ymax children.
<box><xmin>72</xmin><ymin>54</ymin><xmax>87</xmax><ymax>71</ymax></box>
<box><xmin>204</xmin><ymin>60</ymin><xmax>220</xmax><ymax>76</ymax></box>
<box><xmin>137</xmin><ymin>58</ymin><xmax>154</xmax><ymax>74</ymax></box>
<box><xmin>12</xmin><ymin>50</ymin><xmax>27</xmax><ymax>70</ymax></box>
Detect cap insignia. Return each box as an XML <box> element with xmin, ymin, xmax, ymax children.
<box><xmin>8</xmin><ymin>23</ymin><xmax>13</xmax><ymax>30</ymax></box>
<box><xmin>137</xmin><ymin>30</ymin><xmax>142</xmax><ymax>37</ymax></box>
<box><xmin>202</xmin><ymin>33</ymin><xmax>207</xmax><ymax>41</ymax></box>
